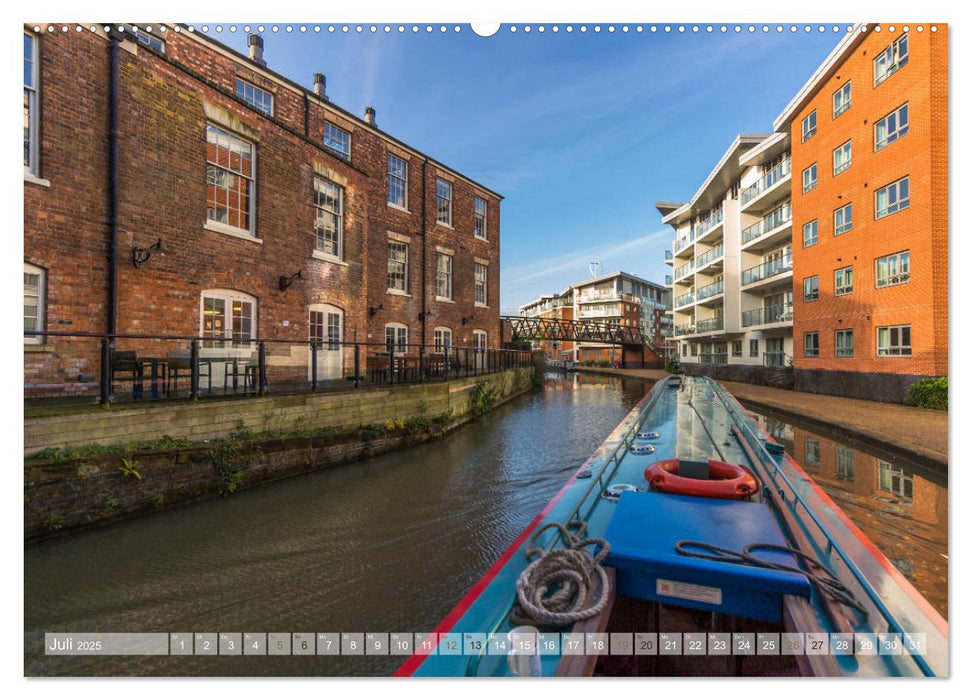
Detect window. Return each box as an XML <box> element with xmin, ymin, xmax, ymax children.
<box><xmin>474</xmin><ymin>197</ymin><xmax>488</xmax><ymax>239</ymax></box>
<box><xmin>804</xmin><ymin>438</ymin><xmax>820</xmax><ymax>466</ymax></box>
<box><xmin>314</xmin><ymin>178</ymin><xmax>343</xmax><ymax>259</ymax></box>
<box><xmin>434</xmin><ymin>327</ymin><xmax>452</xmax><ymax>352</ymax></box>
<box><xmin>876</xmin><ymin>251</ymin><xmax>911</xmax><ymax>288</ymax></box>
<box><xmin>24</xmin><ymin>263</ymin><xmax>45</xmax><ymax>344</ymax></box>
<box><xmin>474</xmin><ymin>263</ymin><xmax>488</xmax><ymax>306</ymax></box>
<box><xmin>875</xmin><ymin>176</ymin><xmax>909</xmax><ymax>219</ymax></box>
<box><xmin>833</xmin><ymin>82</ymin><xmax>851</xmax><ymax>118</ymax></box>
<box><xmin>804</xmin><ymin>332</ymin><xmax>819</xmax><ymax>357</ymax></box>
<box><xmin>835</xmin><ymin>329</ymin><xmax>854</xmax><ymax>358</ymax></box>
<box><xmin>803</xmin><ymin>275</ymin><xmax>819</xmax><ymax>302</ymax></box>
<box><xmin>436</xmin><ymin>253</ymin><xmax>453</xmax><ymax>300</ymax></box>
<box><xmin>436</xmin><ymin>179</ymin><xmax>452</xmax><ymax>225</ymax></box>
<box><xmin>835</xmin><ymin>266</ymin><xmax>853</xmax><ymax>296</ymax></box>
<box><xmin>200</xmin><ymin>290</ymin><xmax>256</xmax><ymax>348</ymax></box>
<box><xmin>875</xmin><ymin>103</ymin><xmax>909</xmax><ymax>151</ymax></box>
<box><xmin>387</xmin><ymin>241</ymin><xmax>408</xmax><ymax>293</ymax></box>
<box><xmin>24</xmin><ymin>32</ymin><xmax>39</xmax><ymax>174</ymax></box>
<box><xmin>874</xmin><ymin>33</ymin><xmax>909</xmax><ymax>86</ymax></box>
<box><xmin>879</xmin><ymin>460</ymin><xmax>914</xmax><ymax>501</ymax></box>
<box><xmin>877</xmin><ymin>325</ymin><xmax>912</xmax><ymax>357</ymax></box>
<box><xmin>385</xmin><ymin>323</ymin><xmax>408</xmax><ymax>354</ymax></box>
<box><xmin>731</xmin><ymin>340</ymin><xmax>742</xmax><ymax>357</ymax></box>
<box><xmin>387</xmin><ymin>154</ymin><xmax>407</xmax><ymax>209</ymax></box>
<box><xmin>803</xmin><ymin>220</ymin><xmax>818</xmax><ymax>248</ymax></box>
<box><xmin>127</xmin><ymin>26</ymin><xmax>165</xmax><ymax>51</ymax></box>
<box><xmin>834</xmin><ymin>203</ymin><xmax>853</xmax><ymax>235</ymax></box>
<box><xmin>323</xmin><ymin>122</ymin><xmax>351</xmax><ymax>161</ymax></box>
<box><xmin>691</xmin><ymin>344</ymin><xmax>699</xmax><ymax>358</ymax></box>
<box><xmin>833</xmin><ymin>140</ymin><xmax>851</xmax><ymax>175</ymax></box>
<box><xmin>802</xmin><ymin>163</ymin><xmax>817</xmax><ymax>193</ymax></box>
<box><xmin>801</xmin><ymin>110</ymin><xmax>817</xmax><ymax>141</ymax></box>
<box><xmin>749</xmin><ymin>339</ymin><xmax>759</xmax><ymax>358</ymax></box>
<box><xmin>836</xmin><ymin>447</ymin><xmax>856</xmax><ymax>482</ymax></box>
<box><xmin>206</xmin><ymin>124</ymin><xmax>255</xmax><ymax>234</ymax></box>
<box><xmin>682</xmin><ymin>344</ymin><xmax>688</xmax><ymax>357</ymax></box>
<box><xmin>235</xmin><ymin>79</ymin><xmax>273</xmax><ymax>115</ymax></box>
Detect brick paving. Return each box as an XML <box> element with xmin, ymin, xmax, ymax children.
<box><xmin>584</xmin><ymin>368</ymin><xmax>948</xmax><ymax>467</ymax></box>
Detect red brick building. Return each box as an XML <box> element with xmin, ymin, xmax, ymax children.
<box><xmin>24</xmin><ymin>25</ymin><xmax>502</xmax><ymax>395</ymax></box>
<box><xmin>774</xmin><ymin>25</ymin><xmax>947</xmax><ymax>401</ymax></box>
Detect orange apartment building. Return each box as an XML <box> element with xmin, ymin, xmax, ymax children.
<box><xmin>774</xmin><ymin>25</ymin><xmax>948</xmax><ymax>402</ymax></box>
<box><xmin>518</xmin><ymin>288</ymin><xmax>575</xmax><ymax>361</ymax></box>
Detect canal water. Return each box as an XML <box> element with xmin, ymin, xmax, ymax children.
<box><xmin>24</xmin><ymin>374</ymin><xmax>947</xmax><ymax>676</ymax></box>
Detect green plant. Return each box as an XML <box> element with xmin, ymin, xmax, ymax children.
<box><xmin>207</xmin><ymin>438</ymin><xmax>247</xmax><ymax>494</ymax></box>
<box><xmin>104</xmin><ymin>497</ymin><xmax>120</xmax><ymax>512</ymax></box>
<box><xmin>153</xmin><ymin>493</ymin><xmax>165</xmax><ymax>508</ymax></box>
<box><xmin>904</xmin><ymin>376</ymin><xmax>948</xmax><ymax>410</ymax></box>
<box><xmin>118</xmin><ymin>458</ymin><xmax>142</xmax><ymax>480</ymax></box>
<box><xmin>43</xmin><ymin>514</ymin><xmax>65</xmax><ymax>532</ymax></box>
<box><xmin>32</xmin><ymin>447</ymin><xmax>63</xmax><ymax>462</ymax></box>
<box><xmin>468</xmin><ymin>381</ymin><xmax>496</xmax><ymax>419</ymax></box>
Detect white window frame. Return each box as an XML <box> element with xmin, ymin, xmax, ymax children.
<box><xmin>805</xmin><ymin>438</ymin><xmax>820</xmax><ymax>466</ymax></box>
<box><xmin>803</xmin><ymin>219</ymin><xmax>818</xmax><ymax>248</ymax></box>
<box><xmin>832</xmin><ymin>82</ymin><xmax>851</xmax><ymax>118</ymax></box>
<box><xmin>24</xmin><ymin>31</ymin><xmax>39</xmax><ymax>176</ymax></box>
<box><xmin>323</xmin><ymin>122</ymin><xmax>351</xmax><ymax>161</ymax></box>
<box><xmin>803</xmin><ymin>275</ymin><xmax>819</xmax><ymax>302</ymax></box>
<box><xmin>436</xmin><ymin>253</ymin><xmax>453</xmax><ymax>300</ymax></box>
<box><xmin>834</xmin><ymin>203</ymin><xmax>852</xmax><ymax>236</ymax></box>
<box><xmin>749</xmin><ymin>339</ymin><xmax>758</xmax><ymax>358</ymax></box>
<box><xmin>874</xmin><ymin>33</ymin><xmax>909</xmax><ymax>87</ymax></box>
<box><xmin>433</xmin><ymin>327</ymin><xmax>453</xmax><ymax>352</ymax></box>
<box><xmin>474</xmin><ymin>196</ymin><xmax>488</xmax><ymax>239</ymax></box>
<box><xmin>833</xmin><ymin>140</ymin><xmax>852</xmax><ymax>176</ymax></box>
<box><xmin>802</xmin><ymin>163</ymin><xmax>817</xmax><ymax>193</ymax></box>
<box><xmin>877</xmin><ymin>324</ymin><xmax>912</xmax><ymax>357</ymax></box>
<box><xmin>835</xmin><ymin>329</ymin><xmax>854</xmax><ymax>358</ymax></box>
<box><xmin>387</xmin><ymin>240</ymin><xmax>409</xmax><ymax>293</ymax></box>
<box><xmin>875</xmin><ymin>250</ymin><xmax>911</xmax><ymax>288</ymax></box>
<box><xmin>206</xmin><ymin>124</ymin><xmax>256</xmax><ymax>236</ymax></box>
<box><xmin>474</xmin><ymin>263</ymin><xmax>488</xmax><ymax>306</ymax></box>
<box><xmin>804</xmin><ymin>332</ymin><xmax>819</xmax><ymax>357</ymax></box>
<box><xmin>875</xmin><ymin>176</ymin><xmax>910</xmax><ymax>220</ymax></box>
<box><xmin>801</xmin><ymin>110</ymin><xmax>817</xmax><ymax>142</ymax></box>
<box><xmin>235</xmin><ymin>78</ymin><xmax>273</xmax><ymax>115</ymax></box>
<box><xmin>835</xmin><ymin>266</ymin><xmax>853</xmax><ymax>296</ymax></box>
<box><xmin>875</xmin><ymin>103</ymin><xmax>909</xmax><ymax>151</ymax></box>
<box><xmin>24</xmin><ymin>262</ymin><xmax>45</xmax><ymax>345</ymax></box>
<box><xmin>314</xmin><ymin>177</ymin><xmax>344</xmax><ymax>261</ymax></box>
<box><xmin>199</xmin><ymin>289</ymin><xmax>257</xmax><ymax>350</ymax></box>
<box><xmin>385</xmin><ymin>323</ymin><xmax>408</xmax><ymax>354</ymax></box>
<box><xmin>436</xmin><ymin>179</ymin><xmax>452</xmax><ymax>226</ymax></box>
<box><xmin>387</xmin><ymin>154</ymin><xmax>408</xmax><ymax>209</ymax></box>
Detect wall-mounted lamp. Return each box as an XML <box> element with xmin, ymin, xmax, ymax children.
<box><xmin>132</xmin><ymin>238</ymin><xmax>166</xmax><ymax>268</ymax></box>
<box><xmin>418</xmin><ymin>310</ymin><xmax>433</xmax><ymax>322</ymax></box>
<box><xmin>369</xmin><ymin>303</ymin><xmax>383</xmax><ymax>318</ymax></box>
<box><xmin>279</xmin><ymin>270</ymin><xmax>303</xmax><ymax>291</ymax></box>
<box><xmin>461</xmin><ymin>315</ymin><xmax>473</xmax><ymax>325</ymax></box>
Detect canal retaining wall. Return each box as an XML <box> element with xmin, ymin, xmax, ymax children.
<box><xmin>25</xmin><ymin>368</ymin><xmax>535</xmax><ymax>540</ymax></box>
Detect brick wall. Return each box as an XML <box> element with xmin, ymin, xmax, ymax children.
<box><xmin>790</xmin><ymin>26</ymin><xmax>948</xmax><ymax>395</ymax></box>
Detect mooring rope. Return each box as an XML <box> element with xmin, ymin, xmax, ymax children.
<box><xmin>510</xmin><ymin>521</ymin><xmax>612</xmax><ymax>627</ymax></box>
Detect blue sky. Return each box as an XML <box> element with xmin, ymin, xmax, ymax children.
<box><xmin>216</xmin><ymin>24</ymin><xmax>841</xmax><ymax>313</ymax></box>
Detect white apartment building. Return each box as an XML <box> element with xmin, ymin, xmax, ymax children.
<box><xmin>660</xmin><ymin>133</ymin><xmax>794</xmax><ymax>373</ymax></box>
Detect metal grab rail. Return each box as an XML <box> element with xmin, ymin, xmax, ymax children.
<box><xmin>24</xmin><ymin>330</ymin><xmax>533</xmax><ymax>406</ymax></box>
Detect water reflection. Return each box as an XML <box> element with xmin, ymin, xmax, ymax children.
<box><xmin>749</xmin><ymin>410</ymin><xmax>948</xmax><ymax>617</ymax></box>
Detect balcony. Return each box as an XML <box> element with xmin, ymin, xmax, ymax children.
<box><xmin>674</xmin><ymin>323</ymin><xmax>695</xmax><ymax>336</ymax></box>
<box><xmin>742</xmin><ymin>255</ymin><xmax>793</xmax><ymax>287</ymax></box>
<box><xmin>741</xmin><ymin>158</ymin><xmax>791</xmax><ymax>211</ymax></box>
<box><xmin>665</xmin><ymin>249</ymin><xmax>673</xmax><ymax>262</ymax></box>
<box><xmin>694</xmin><ymin>243</ymin><xmax>724</xmax><ymax>273</ymax></box>
<box><xmin>674</xmin><ymin>260</ymin><xmax>694</xmax><ymax>281</ymax></box>
<box><xmin>664</xmin><ymin>274</ymin><xmax>673</xmax><ymax>285</ymax></box>
<box><xmin>675</xmin><ymin>292</ymin><xmax>695</xmax><ymax>308</ymax></box>
<box><xmin>693</xmin><ymin>208</ymin><xmax>724</xmax><ymax>244</ymax></box>
<box><xmin>696</xmin><ymin>316</ymin><xmax>725</xmax><ymax>334</ymax></box>
<box><xmin>742</xmin><ymin>203</ymin><xmax>792</xmax><ymax>249</ymax></box>
<box><xmin>700</xmin><ymin>352</ymin><xmax>728</xmax><ymax>366</ymax></box>
<box><xmin>696</xmin><ymin>279</ymin><xmax>724</xmax><ymax>302</ymax></box>
<box><xmin>741</xmin><ymin>303</ymin><xmax>793</xmax><ymax>328</ymax></box>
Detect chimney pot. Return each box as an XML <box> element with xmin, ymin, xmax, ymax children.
<box><xmin>248</xmin><ymin>34</ymin><xmax>266</xmax><ymax>67</ymax></box>
<box><xmin>365</xmin><ymin>106</ymin><xmax>377</xmax><ymax>126</ymax></box>
<box><xmin>314</xmin><ymin>73</ymin><xmax>328</xmax><ymax>100</ymax></box>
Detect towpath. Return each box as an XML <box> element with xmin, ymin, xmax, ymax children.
<box><xmin>579</xmin><ymin>368</ymin><xmax>948</xmax><ymax>468</ymax></box>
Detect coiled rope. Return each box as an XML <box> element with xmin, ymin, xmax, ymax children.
<box><xmin>674</xmin><ymin>540</ymin><xmax>869</xmax><ymax>617</ymax></box>
<box><xmin>510</xmin><ymin>521</ymin><xmax>612</xmax><ymax>627</ymax></box>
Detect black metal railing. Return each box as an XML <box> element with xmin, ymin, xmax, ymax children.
<box><xmin>24</xmin><ymin>330</ymin><xmax>533</xmax><ymax>407</ymax></box>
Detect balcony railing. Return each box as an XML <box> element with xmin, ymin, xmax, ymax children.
<box><xmin>696</xmin><ymin>279</ymin><xmax>725</xmax><ymax>301</ymax></box>
<box><xmin>742</xmin><ymin>202</ymin><xmax>792</xmax><ymax>245</ymax></box>
<box><xmin>696</xmin><ymin>317</ymin><xmax>725</xmax><ymax>333</ymax></box>
<box><xmin>741</xmin><ymin>303</ymin><xmax>793</xmax><ymax>328</ymax></box>
<box><xmin>674</xmin><ymin>260</ymin><xmax>694</xmax><ymax>280</ymax></box>
<box><xmin>693</xmin><ymin>208</ymin><xmax>724</xmax><ymax>238</ymax></box>
<box><xmin>742</xmin><ymin>255</ymin><xmax>793</xmax><ymax>285</ymax></box>
<box><xmin>695</xmin><ymin>243</ymin><xmax>724</xmax><ymax>270</ymax></box>
<box><xmin>700</xmin><ymin>352</ymin><xmax>728</xmax><ymax>366</ymax></box>
<box><xmin>665</xmin><ymin>249</ymin><xmax>673</xmax><ymax>261</ymax></box>
<box><xmin>664</xmin><ymin>274</ymin><xmax>673</xmax><ymax>285</ymax></box>
<box><xmin>674</xmin><ymin>323</ymin><xmax>695</xmax><ymax>336</ymax></box>
<box><xmin>741</xmin><ymin>158</ymin><xmax>791</xmax><ymax>205</ymax></box>
<box><xmin>675</xmin><ymin>292</ymin><xmax>695</xmax><ymax>308</ymax></box>
<box><xmin>674</xmin><ymin>231</ymin><xmax>695</xmax><ymax>254</ymax></box>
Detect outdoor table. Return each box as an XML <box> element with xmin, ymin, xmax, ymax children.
<box><xmin>139</xmin><ymin>357</ymin><xmax>169</xmax><ymax>400</ymax></box>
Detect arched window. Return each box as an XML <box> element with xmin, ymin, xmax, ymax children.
<box><xmin>385</xmin><ymin>322</ymin><xmax>408</xmax><ymax>354</ymax></box>
<box><xmin>24</xmin><ymin>262</ymin><xmax>46</xmax><ymax>345</ymax></box>
<box><xmin>433</xmin><ymin>327</ymin><xmax>452</xmax><ymax>352</ymax></box>
<box><xmin>199</xmin><ymin>289</ymin><xmax>257</xmax><ymax>349</ymax></box>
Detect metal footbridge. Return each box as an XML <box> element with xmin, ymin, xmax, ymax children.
<box><xmin>502</xmin><ymin>316</ymin><xmax>661</xmax><ymax>354</ymax></box>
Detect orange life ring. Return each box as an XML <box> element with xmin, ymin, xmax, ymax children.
<box><xmin>644</xmin><ymin>459</ymin><xmax>759</xmax><ymax>500</ymax></box>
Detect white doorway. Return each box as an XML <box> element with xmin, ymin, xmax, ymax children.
<box><xmin>309</xmin><ymin>304</ymin><xmax>344</xmax><ymax>381</ymax></box>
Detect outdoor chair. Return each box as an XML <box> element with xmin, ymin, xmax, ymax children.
<box><xmin>224</xmin><ymin>350</ymin><xmax>260</xmax><ymax>394</ymax></box>
<box><xmin>110</xmin><ymin>350</ymin><xmax>143</xmax><ymax>399</ymax></box>
<box><xmin>166</xmin><ymin>352</ymin><xmax>212</xmax><ymax>396</ymax></box>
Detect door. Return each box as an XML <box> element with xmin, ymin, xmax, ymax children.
<box><xmin>472</xmin><ymin>330</ymin><xmax>487</xmax><ymax>370</ymax></box>
<box><xmin>309</xmin><ymin>305</ymin><xmax>343</xmax><ymax>381</ymax></box>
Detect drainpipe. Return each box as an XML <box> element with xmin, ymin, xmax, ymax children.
<box><xmin>420</xmin><ymin>158</ymin><xmax>428</xmax><ymax>344</ymax></box>
<box><xmin>102</xmin><ymin>31</ymin><xmax>121</xmax><ymax>405</ymax></box>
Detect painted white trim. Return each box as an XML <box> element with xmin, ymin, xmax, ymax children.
<box><xmin>204</xmin><ymin>221</ymin><xmax>263</xmax><ymax>243</ymax></box>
